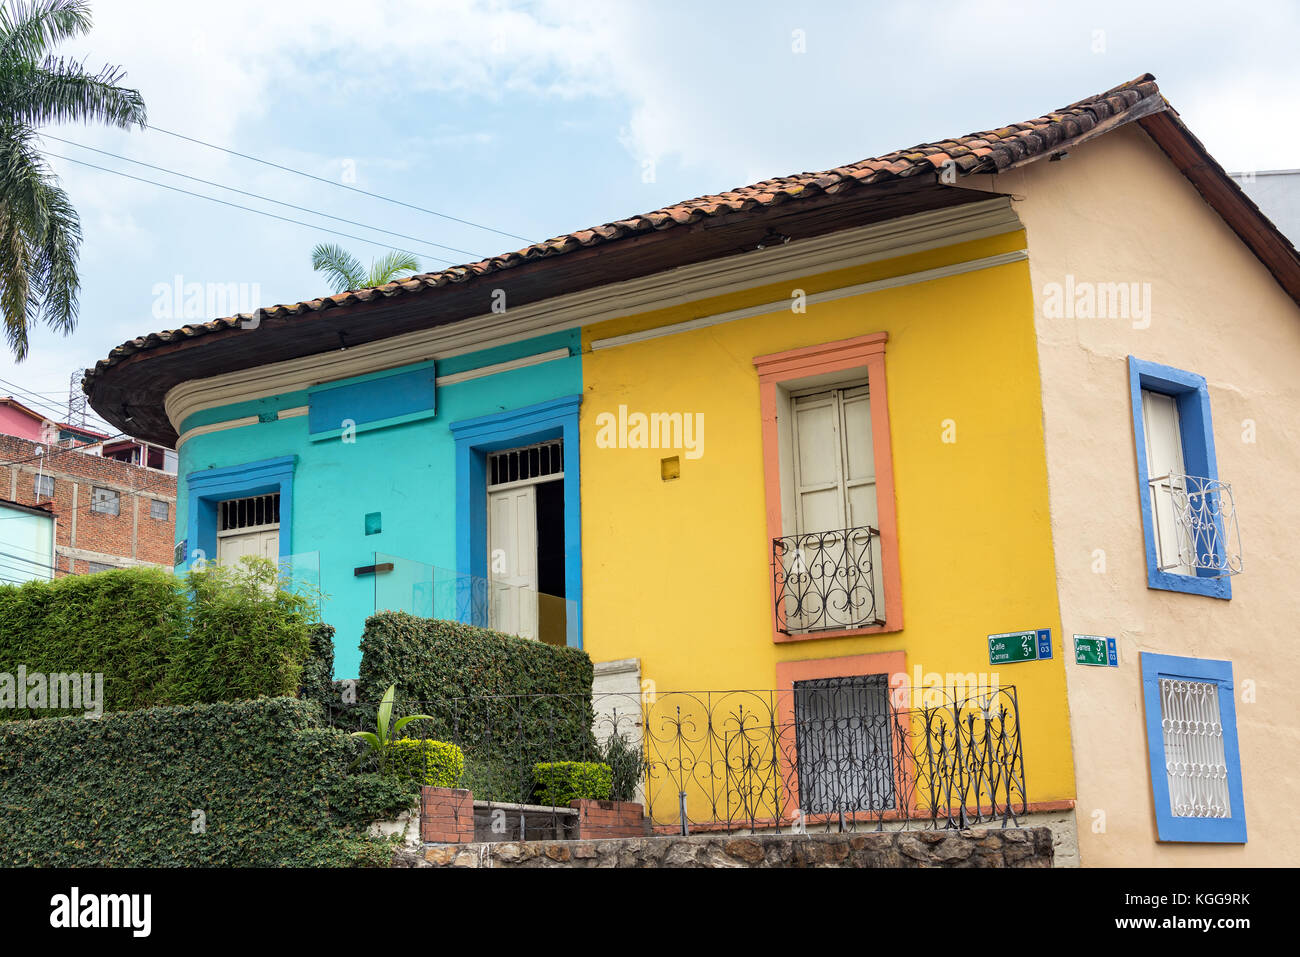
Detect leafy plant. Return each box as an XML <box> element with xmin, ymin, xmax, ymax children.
<box><xmin>533</xmin><ymin>761</ymin><xmax>613</xmax><ymax>806</ymax></box>
<box><xmin>310</xmin><ymin>243</ymin><xmax>419</xmax><ymax>294</ymax></box>
<box><xmin>0</xmin><ymin>0</ymin><xmax>147</xmax><ymax>358</ymax></box>
<box><xmin>386</xmin><ymin>738</ymin><xmax>464</xmax><ymax>788</ymax></box>
<box><xmin>599</xmin><ymin>731</ymin><xmax>647</xmax><ymax>802</ymax></box>
<box><xmin>350</xmin><ymin>683</ymin><xmax>433</xmax><ymax>772</ymax></box>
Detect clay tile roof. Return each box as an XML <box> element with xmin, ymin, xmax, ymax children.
<box><xmin>84</xmin><ymin>72</ymin><xmax>1299</xmax><ymax>394</ymax></box>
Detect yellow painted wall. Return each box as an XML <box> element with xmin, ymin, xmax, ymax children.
<box><xmin>580</xmin><ymin>230</ymin><xmax>1077</xmax><ymax>803</ymax></box>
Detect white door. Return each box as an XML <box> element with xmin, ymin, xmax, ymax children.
<box><xmin>789</xmin><ymin>385</ymin><xmax>882</xmax><ymax>628</ymax></box>
<box><xmin>487</xmin><ymin>484</ymin><xmax>538</xmax><ymax>639</ymax></box>
<box><xmin>216</xmin><ymin>526</ymin><xmax>279</xmax><ymax>565</ymax></box>
<box><xmin>1142</xmin><ymin>389</ymin><xmax>1192</xmax><ymax>575</ymax></box>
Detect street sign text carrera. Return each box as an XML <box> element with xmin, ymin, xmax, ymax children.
<box><xmin>988</xmin><ymin>629</ymin><xmax>1053</xmax><ymax>665</ymax></box>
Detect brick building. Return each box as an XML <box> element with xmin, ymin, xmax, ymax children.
<box><xmin>0</xmin><ymin>433</ymin><xmax>176</xmax><ymax>577</ymax></box>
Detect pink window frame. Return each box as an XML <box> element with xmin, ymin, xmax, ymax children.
<box><xmin>754</xmin><ymin>331</ymin><xmax>902</xmax><ymax>643</ymax></box>
<box><xmin>775</xmin><ymin>650</ymin><xmax>909</xmax><ymax>825</ymax></box>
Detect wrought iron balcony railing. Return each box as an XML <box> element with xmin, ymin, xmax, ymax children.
<box><xmin>1148</xmin><ymin>473</ymin><xmax>1243</xmax><ymax>577</ymax></box>
<box><xmin>772</xmin><ymin>525</ymin><xmax>884</xmax><ymax>634</ymax></box>
<box><xmin>347</xmin><ymin>684</ymin><xmax>1027</xmax><ymax>836</ymax></box>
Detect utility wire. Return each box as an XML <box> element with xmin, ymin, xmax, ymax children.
<box><xmin>42</xmin><ymin>134</ymin><xmax>488</xmax><ymax>261</ymax></box>
<box><xmin>44</xmin><ymin>152</ymin><xmax>461</xmax><ymax>265</ymax></box>
<box><xmin>146</xmin><ymin>124</ymin><xmax>534</xmax><ymax>245</ymax></box>
<box><xmin>0</xmin><ymin>376</ymin><xmax>114</xmax><ymax>429</ymax></box>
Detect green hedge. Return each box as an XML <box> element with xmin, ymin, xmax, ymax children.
<box><xmin>298</xmin><ymin>623</ymin><xmax>336</xmax><ymax>711</ymax></box>
<box><xmin>0</xmin><ymin>567</ymin><xmax>183</xmax><ymax>718</ymax></box>
<box><xmin>0</xmin><ymin>560</ymin><xmax>316</xmax><ymax>720</ymax></box>
<box><xmin>386</xmin><ymin>739</ymin><xmax>464</xmax><ymax>788</ymax></box>
<box><xmin>533</xmin><ymin>761</ymin><xmax>613</xmax><ymax>806</ymax></box>
<box><xmin>0</xmin><ymin>697</ymin><xmax>413</xmax><ymax>866</ymax></box>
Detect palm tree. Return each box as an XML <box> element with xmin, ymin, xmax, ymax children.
<box><xmin>0</xmin><ymin>0</ymin><xmax>146</xmax><ymax>359</ymax></box>
<box><xmin>311</xmin><ymin>243</ymin><xmax>420</xmax><ymax>294</ymax></box>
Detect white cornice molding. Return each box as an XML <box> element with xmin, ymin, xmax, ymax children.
<box><xmin>164</xmin><ymin>197</ymin><xmax>1021</xmax><ymax>432</ymax></box>
<box><xmin>590</xmin><ymin>250</ymin><xmax>1028</xmax><ymax>351</ymax></box>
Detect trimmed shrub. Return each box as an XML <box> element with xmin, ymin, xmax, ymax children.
<box><xmin>386</xmin><ymin>738</ymin><xmax>464</xmax><ymax>788</ymax></box>
<box><xmin>0</xmin><ymin>566</ymin><xmax>184</xmax><ymax>718</ymax></box>
<box><xmin>354</xmin><ymin>612</ymin><xmax>598</xmax><ymax>802</ymax></box>
<box><xmin>0</xmin><ymin>559</ymin><xmax>319</xmax><ymax>720</ymax></box>
<box><xmin>298</xmin><ymin>624</ymin><xmax>336</xmax><ymax>713</ymax></box>
<box><xmin>0</xmin><ymin>697</ymin><xmax>413</xmax><ymax>867</ymax></box>
<box><xmin>533</xmin><ymin>761</ymin><xmax>613</xmax><ymax>806</ymax></box>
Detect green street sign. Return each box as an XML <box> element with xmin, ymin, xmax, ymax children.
<box><xmin>988</xmin><ymin>631</ymin><xmax>1039</xmax><ymax>664</ymax></box>
<box><xmin>1073</xmin><ymin>634</ymin><xmax>1119</xmax><ymax>667</ymax></box>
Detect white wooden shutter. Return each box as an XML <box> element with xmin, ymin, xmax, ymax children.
<box><xmin>1142</xmin><ymin>389</ymin><xmax>1192</xmax><ymax>575</ymax></box>
<box><xmin>788</xmin><ymin>385</ymin><xmax>883</xmax><ymax>628</ymax></box>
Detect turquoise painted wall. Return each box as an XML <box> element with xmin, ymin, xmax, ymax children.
<box><xmin>175</xmin><ymin>331</ymin><xmax>582</xmax><ymax>677</ymax></box>
<box><xmin>0</xmin><ymin>504</ymin><xmax>54</xmax><ymax>585</ymax></box>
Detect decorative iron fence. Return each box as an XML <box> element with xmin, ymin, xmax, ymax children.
<box><xmin>772</xmin><ymin>526</ymin><xmax>884</xmax><ymax>634</ymax></box>
<box><xmin>346</xmin><ymin>684</ymin><xmax>1026</xmax><ymax>836</ymax></box>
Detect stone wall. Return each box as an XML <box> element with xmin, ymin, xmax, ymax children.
<box><xmin>396</xmin><ymin>826</ymin><xmax>1053</xmax><ymax>868</ymax></box>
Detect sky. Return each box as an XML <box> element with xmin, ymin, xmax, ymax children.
<box><xmin>2</xmin><ymin>0</ymin><xmax>1298</xmax><ymax>434</ymax></box>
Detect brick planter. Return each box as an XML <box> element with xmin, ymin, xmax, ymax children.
<box><xmin>420</xmin><ymin>787</ymin><xmax>475</xmax><ymax>844</ymax></box>
<box><xmin>572</xmin><ymin>799</ymin><xmax>650</xmax><ymax>839</ymax></box>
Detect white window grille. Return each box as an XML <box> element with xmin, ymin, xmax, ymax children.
<box><xmin>1149</xmin><ymin>473</ymin><xmax>1243</xmax><ymax>576</ymax></box>
<box><xmin>34</xmin><ymin>474</ymin><xmax>54</xmax><ymax>499</ymax></box>
<box><xmin>1160</xmin><ymin>678</ymin><xmax>1232</xmax><ymax>819</ymax></box>
<box><xmin>218</xmin><ymin>493</ymin><xmax>280</xmax><ymax>532</ymax></box>
<box><xmin>488</xmin><ymin>440</ymin><xmax>563</xmax><ymax>487</ymax></box>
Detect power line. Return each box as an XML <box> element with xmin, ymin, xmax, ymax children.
<box><xmin>44</xmin><ymin>152</ymin><xmax>462</xmax><ymax>265</ymax></box>
<box><xmin>146</xmin><ymin>123</ymin><xmax>534</xmax><ymax>245</ymax></box>
<box><xmin>42</xmin><ymin>134</ymin><xmax>489</xmax><ymax>261</ymax></box>
<box><xmin>0</xmin><ymin>377</ymin><xmax>115</xmax><ymax>433</ymax></box>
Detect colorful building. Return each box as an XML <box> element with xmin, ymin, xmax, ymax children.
<box><xmin>85</xmin><ymin>74</ymin><xmax>1300</xmax><ymax>865</ymax></box>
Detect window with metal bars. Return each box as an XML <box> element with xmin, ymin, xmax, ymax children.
<box><xmin>792</xmin><ymin>675</ymin><xmax>896</xmax><ymax>816</ymax></box>
<box><xmin>218</xmin><ymin>493</ymin><xmax>281</xmax><ymax>532</ymax></box>
<box><xmin>487</xmin><ymin>440</ymin><xmax>563</xmax><ymax>486</ymax></box>
<box><xmin>1141</xmin><ymin>652</ymin><xmax>1246</xmax><ymax>843</ymax></box>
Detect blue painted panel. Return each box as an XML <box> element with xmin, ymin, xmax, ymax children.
<box><xmin>1140</xmin><ymin>652</ymin><xmax>1247</xmax><ymax>843</ymax></box>
<box><xmin>1127</xmin><ymin>356</ymin><xmax>1231</xmax><ymax>600</ymax></box>
<box><xmin>308</xmin><ymin>362</ymin><xmax>436</xmax><ymax>439</ymax></box>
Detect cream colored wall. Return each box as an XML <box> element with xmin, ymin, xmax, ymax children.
<box><xmin>968</xmin><ymin>123</ymin><xmax>1300</xmax><ymax>865</ymax></box>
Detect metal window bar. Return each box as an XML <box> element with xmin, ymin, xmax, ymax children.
<box><xmin>1160</xmin><ymin>678</ymin><xmax>1232</xmax><ymax>819</ymax></box>
<box><xmin>1148</xmin><ymin>473</ymin><xmax>1242</xmax><ymax>576</ymax></box>
<box><xmin>773</xmin><ymin>525</ymin><xmax>883</xmax><ymax>633</ymax></box>
<box><xmin>488</xmin><ymin>440</ymin><xmax>563</xmax><ymax>486</ymax></box>
<box><xmin>218</xmin><ymin>493</ymin><xmax>281</xmax><ymax>532</ymax></box>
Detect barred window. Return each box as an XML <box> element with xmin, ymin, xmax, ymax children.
<box><xmin>90</xmin><ymin>486</ymin><xmax>120</xmax><ymax>516</ymax></box>
<box><xmin>1160</xmin><ymin>678</ymin><xmax>1232</xmax><ymax>819</ymax></box>
<box><xmin>34</xmin><ymin>474</ymin><xmax>54</xmax><ymax>499</ymax></box>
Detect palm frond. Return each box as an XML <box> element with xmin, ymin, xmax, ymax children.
<box><xmin>311</xmin><ymin>242</ymin><xmax>367</xmax><ymax>294</ymax></box>
<box><xmin>366</xmin><ymin>249</ymin><xmax>420</xmax><ymax>287</ymax></box>
<box><xmin>7</xmin><ymin>57</ymin><xmax>147</xmax><ymax>128</ymax></box>
<box><xmin>0</xmin><ymin>0</ymin><xmax>91</xmax><ymax>62</ymax></box>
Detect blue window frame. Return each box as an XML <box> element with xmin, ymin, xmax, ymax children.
<box><xmin>184</xmin><ymin>455</ymin><xmax>296</xmax><ymax>568</ymax></box>
<box><xmin>449</xmin><ymin>395</ymin><xmax>582</xmax><ymax>648</ymax></box>
<box><xmin>1141</xmin><ymin>652</ymin><xmax>1246</xmax><ymax>843</ymax></box>
<box><xmin>1127</xmin><ymin>356</ymin><xmax>1230</xmax><ymax>599</ymax></box>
